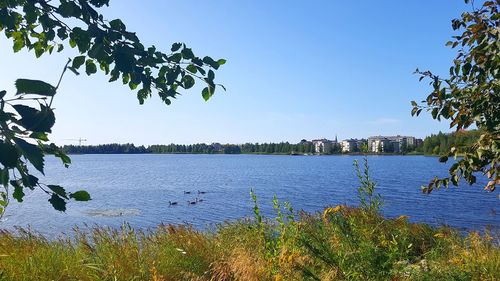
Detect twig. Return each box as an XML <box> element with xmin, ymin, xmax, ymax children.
<box><xmin>49</xmin><ymin>58</ymin><xmax>72</xmax><ymax>107</ymax></box>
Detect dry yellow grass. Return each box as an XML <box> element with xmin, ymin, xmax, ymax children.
<box><xmin>0</xmin><ymin>209</ymin><xmax>498</xmax><ymax>281</ymax></box>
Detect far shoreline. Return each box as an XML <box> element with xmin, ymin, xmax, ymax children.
<box><xmin>63</xmin><ymin>152</ymin><xmax>436</xmax><ymax>157</ymax></box>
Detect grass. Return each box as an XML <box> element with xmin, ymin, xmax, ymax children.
<box><xmin>0</xmin><ymin>207</ymin><xmax>498</xmax><ymax>281</ymax></box>
<box><xmin>0</xmin><ymin>158</ymin><xmax>498</xmax><ymax>280</ymax></box>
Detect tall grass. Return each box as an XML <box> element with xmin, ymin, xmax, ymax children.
<box><xmin>0</xmin><ymin>159</ymin><xmax>498</xmax><ymax>280</ymax></box>
<box><xmin>0</xmin><ymin>211</ymin><xmax>498</xmax><ymax>280</ymax></box>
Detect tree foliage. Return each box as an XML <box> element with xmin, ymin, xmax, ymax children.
<box><xmin>0</xmin><ymin>0</ymin><xmax>225</xmax><ymax>216</ymax></box>
<box><xmin>412</xmin><ymin>0</ymin><xmax>499</xmax><ymax>194</ymax></box>
<box><xmin>420</xmin><ymin>130</ymin><xmax>481</xmax><ymax>156</ymax></box>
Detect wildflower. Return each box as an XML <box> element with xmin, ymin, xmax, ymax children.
<box><xmin>323</xmin><ymin>205</ymin><xmax>343</xmax><ymax>221</ymax></box>
<box><xmin>433</xmin><ymin>233</ymin><xmax>446</xmax><ymax>238</ymax></box>
<box><xmin>332</xmin><ymin>205</ymin><xmax>343</xmax><ymax>213</ymax></box>
<box><xmin>323</xmin><ymin>207</ymin><xmax>334</xmax><ymax>221</ymax></box>
<box><xmin>450</xmin><ymin>256</ymin><xmax>462</xmax><ymax>265</ymax></box>
<box><xmin>274</xmin><ymin>274</ymin><xmax>283</xmax><ymax>281</ymax></box>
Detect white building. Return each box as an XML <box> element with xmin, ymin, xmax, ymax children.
<box><xmin>341</xmin><ymin>139</ymin><xmax>357</xmax><ymax>152</ymax></box>
<box><xmin>341</xmin><ymin>139</ymin><xmax>367</xmax><ymax>152</ymax></box>
<box><xmin>368</xmin><ymin>135</ymin><xmax>416</xmax><ymax>153</ymax></box>
<box><xmin>312</xmin><ymin>138</ymin><xmax>337</xmax><ymax>153</ymax></box>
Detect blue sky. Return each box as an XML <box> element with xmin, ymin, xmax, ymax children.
<box><xmin>0</xmin><ymin>1</ymin><xmax>472</xmax><ymax>145</ymax></box>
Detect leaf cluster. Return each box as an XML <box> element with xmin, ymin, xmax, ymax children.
<box><xmin>0</xmin><ymin>0</ymin><xmax>226</xmax><ymax>104</ymax></box>
<box><xmin>0</xmin><ymin>74</ymin><xmax>90</xmax><ymax>215</ymax></box>
<box><xmin>412</xmin><ymin>0</ymin><xmax>500</xmax><ymax>194</ymax></box>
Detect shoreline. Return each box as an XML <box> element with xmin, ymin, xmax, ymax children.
<box><xmin>64</xmin><ymin>152</ymin><xmax>433</xmax><ymax>156</ymax></box>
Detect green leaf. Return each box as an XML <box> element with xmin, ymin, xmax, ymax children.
<box><xmin>15</xmin><ymin>79</ymin><xmax>56</xmax><ymax>96</ymax></box>
<box><xmin>70</xmin><ymin>27</ymin><xmax>91</xmax><ymax>53</ymax></box>
<box><xmin>169</xmin><ymin>53</ymin><xmax>182</xmax><ymax>63</ymax></box>
<box><xmin>57</xmin><ymin>28</ymin><xmax>68</xmax><ymax>40</ymax></box>
<box><xmin>431</xmin><ymin>108</ymin><xmax>439</xmax><ymax>119</ymax></box>
<box><xmin>48</xmin><ymin>194</ymin><xmax>66</xmax><ymax>212</ymax></box>
<box><xmin>34</xmin><ymin>45</ymin><xmax>44</xmax><ymax>58</ymax></box>
<box><xmin>109</xmin><ymin>19</ymin><xmax>126</xmax><ymax>31</ymax></box>
<box><xmin>45</xmin><ymin>144</ymin><xmax>71</xmax><ymax>167</ymax></box>
<box><xmin>129</xmin><ymin>82</ymin><xmax>138</xmax><ymax>90</ymax></box>
<box><xmin>11</xmin><ymin>180</ymin><xmax>24</xmax><ymax>202</ymax></box>
<box><xmin>181</xmin><ymin>48</ymin><xmax>194</xmax><ymax>59</ymax></box>
<box><xmin>13</xmin><ymin>105</ymin><xmax>55</xmax><ymax>133</ymax></box>
<box><xmin>72</xmin><ymin>55</ymin><xmax>86</xmax><ymax>69</ymax></box>
<box><xmin>186</xmin><ymin>64</ymin><xmax>197</xmax><ymax>74</ymax></box>
<box><xmin>171</xmin><ymin>43</ymin><xmax>182</xmax><ymax>52</ymax></box>
<box><xmin>13</xmin><ymin>38</ymin><xmax>25</xmax><ymax>52</ymax></box>
<box><xmin>48</xmin><ymin>185</ymin><xmax>69</xmax><ymax>199</ymax></box>
<box><xmin>56</xmin><ymin>152</ymin><xmax>71</xmax><ymax>167</ymax></box>
<box><xmin>13</xmin><ymin>138</ymin><xmax>45</xmax><ymax>174</ymax></box>
<box><xmin>202</xmin><ymin>87</ymin><xmax>214</xmax><ymax>101</ymax></box>
<box><xmin>58</xmin><ymin>1</ymin><xmax>81</xmax><ymax>18</ymax></box>
<box><xmin>0</xmin><ymin>169</ymin><xmax>9</xmax><ymax>187</ymax></box>
<box><xmin>462</xmin><ymin>63</ymin><xmax>472</xmax><ymax>75</ymax></box>
<box><xmin>0</xmin><ymin>142</ymin><xmax>19</xmax><ymax>168</ymax></box>
<box><xmin>70</xmin><ymin>190</ymin><xmax>91</xmax><ymax>201</ymax></box>
<box><xmin>217</xmin><ymin>59</ymin><xmax>226</xmax><ymax>66</ymax></box>
<box><xmin>208</xmin><ymin>69</ymin><xmax>215</xmax><ymax>81</ymax></box>
<box><xmin>85</xmin><ymin>60</ymin><xmax>97</xmax><ymax>75</ymax></box>
<box><xmin>203</xmin><ymin>56</ymin><xmax>219</xmax><ymax>69</ymax></box>
<box><xmin>411</xmin><ymin>107</ymin><xmax>418</xmax><ymax>116</ymax></box>
<box><xmin>89</xmin><ymin>0</ymin><xmax>110</xmax><ymax>7</ymax></box>
<box><xmin>24</xmin><ymin>175</ymin><xmax>39</xmax><ymax>187</ymax></box>
<box><xmin>182</xmin><ymin>75</ymin><xmax>195</xmax><ymax>89</ymax></box>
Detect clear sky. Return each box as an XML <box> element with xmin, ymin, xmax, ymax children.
<box><xmin>0</xmin><ymin>1</ymin><xmax>473</xmax><ymax>145</ymax></box>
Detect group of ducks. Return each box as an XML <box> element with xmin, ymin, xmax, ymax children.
<box><xmin>168</xmin><ymin>190</ymin><xmax>207</xmax><ymax>206</ymax></box>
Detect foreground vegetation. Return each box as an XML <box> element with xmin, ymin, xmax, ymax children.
<box><xmin>0</xmin><ymin>206</ymin><xmax>498</xmax><ymax>281</ymax></box>
<box><xmin>0</xmin><ymin>158</ymin><xmax>498</xmax><ymax>281</ymax></box>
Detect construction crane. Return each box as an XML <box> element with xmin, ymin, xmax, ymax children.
<box><xmin>64</xmin><ymin>138</ymin><xmax>88</xmax><ymax>146</ymax></box>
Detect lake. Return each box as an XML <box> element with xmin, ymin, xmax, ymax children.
<box><xmin>1</xmin><ymin>154</ymin><xmax>498</xmax><ymax>236</ymax></box>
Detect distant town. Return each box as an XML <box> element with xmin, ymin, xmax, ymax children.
<box><xmin>61</xmin><ymin>135</ymin><xmax>426</xmax><ymax>155</ymax></box>
<box><xmin>309</xmin><ymin>135</ymin><xmax>423</xmax><ymax>154</ymax></box>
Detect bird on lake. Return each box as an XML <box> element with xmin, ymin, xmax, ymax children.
<box><xmin>196</xmin><ymin>198</ymin><xmax>204</xmax><ymax>202</ymax></box>
<box><xmin>197</xmin><ymin>190</ymin><xmax>207</xmax><ymax>194</ymax></box>
<box><xmin>187</xmin><ymin>200</ymin><xmax>196</xmax><ymax>205</ymax></box>
<box><xmin>168</xmin><ymin>201</ymin><xmax>178</xmax><ymax>206</ymax></box>
<box><xmin>184</xmin><ymin>191</ymin><xmax>191</xmax><ymax>194</ymax></box>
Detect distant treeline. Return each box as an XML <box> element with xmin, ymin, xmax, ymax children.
<box><xmin>62</xmin><ymin>142</ymin><xmax>341</xmax><ymax>155</ymax></box>
<box><xmin>418</xmin><ymin>130</ymin><xmax>480</xmax><ymax>155</ymax></box>
<box><xmin>62</xmin><ymin>143</ymin><xmax>149</xmax><ymax>154</ymax></box>
<box><xmin>62</xmin><ymin>131</ymin><xmax>479</xmax><ymax>155</ymax></box>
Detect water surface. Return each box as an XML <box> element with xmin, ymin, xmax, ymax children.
<box><xmin>2</xmin><ymin>154</ymin><xmax>498</xmax><ymax>236</ymax></box>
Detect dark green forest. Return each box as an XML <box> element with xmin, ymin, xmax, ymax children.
<box><xmin>62</xmin><ymin>142</ymin><xmax>323</xmax><ymax>154</ymax></box>
<box><xmin>418</xmin><ymin>130</ymin><xmax>481</xmax><ymax>155</ymax></box>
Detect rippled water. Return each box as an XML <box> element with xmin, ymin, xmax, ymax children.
<box><xmin>1</xmin><ymin>154</ymin><xmax>498</xmax><ymax>236</ymax></box>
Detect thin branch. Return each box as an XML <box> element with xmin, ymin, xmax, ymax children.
<box><xmin>49</xmin><ymin>58</ymin><xmax>72</xmax><ymax>107</ymax></box>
